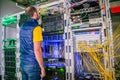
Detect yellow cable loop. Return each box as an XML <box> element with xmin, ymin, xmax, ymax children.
<box><xmin>78</xmin><ymin>42</ymin><xmax>114</xmax><ymax>80</ymax></box>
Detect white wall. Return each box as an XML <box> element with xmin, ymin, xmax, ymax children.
<box><xmin>0</xmin><ymin>0</ymin><xmax>24</xmax><ymax>75</ymax></box>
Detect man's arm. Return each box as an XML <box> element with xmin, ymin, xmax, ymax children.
<box><xmin>34</xmin><ymin>41</ymin><xmax>45</xmax><ymax>78</ymax></box>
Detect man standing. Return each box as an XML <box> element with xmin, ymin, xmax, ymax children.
<box><xmin>20</xmin><ymin>6</ymin><xmax>45</xmax><ymax>80</ymax></box>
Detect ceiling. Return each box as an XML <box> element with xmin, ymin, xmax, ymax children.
<box><xmin>11</xmin><ymin>0</ymin><xmax>56</xmax><ymax>7</ymax></box>
<box><xmin>11</xmin><ymin>0</ymin><xmax>120</xmax><ymax>7</ymax></box>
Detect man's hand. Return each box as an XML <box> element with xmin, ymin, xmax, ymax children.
<box><xmin>40</xmin><ymin>68</ymin><xmax>46</xmax><ymax>78</ymax></box>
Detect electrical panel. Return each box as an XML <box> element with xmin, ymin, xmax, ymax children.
<box><xmin>42</xmin><ymin>14</ymin><xmax>64</xmax><ymax>34</ymax></box>
<box><xmin>70</xmin><ymin>0</ymin><xmax>101</xmax><ymax>26</ymax></box>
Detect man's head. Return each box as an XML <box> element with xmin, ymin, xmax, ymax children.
<box><xmin>25</xmin><ymin>6</ymin><xmax>38</xmax><ymax>20</ymax></box>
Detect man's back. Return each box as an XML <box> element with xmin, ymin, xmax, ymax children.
<box><xmin>20</xmin><ymin>18</ymin><xmax>38</xmax><ymax>65</ymax></box>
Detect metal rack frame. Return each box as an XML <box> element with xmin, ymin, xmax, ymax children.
<box><xmin>67</xmin><ymin>0</ymin><xmax>115</xmax><ymax>80</ymax></box>
<box><xmin>1</xmin><ymin>11</ymin><xmax>24</xmax><ymax>80</ymax></box>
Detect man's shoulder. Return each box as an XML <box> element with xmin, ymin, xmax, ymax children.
<box><xmin>34</xmin><ymin>26</ymin><xmax>42</xmax><ymax>30</ymax></box>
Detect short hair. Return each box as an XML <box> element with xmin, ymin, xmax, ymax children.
<box><xmin>25</xmin><ymin>6</ymin><xmax>37</xmax><ymax>17</ymax></box>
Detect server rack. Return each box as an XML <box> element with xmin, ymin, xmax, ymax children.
<box><xmin>68</xmin><ymin>0</ymin><xmax>115</xmax><ymax>80</ymax></box>
<box><xmin>1</xmin><ymin>11</ymin><xmax>24</xmax><ymax>80</ymax></box>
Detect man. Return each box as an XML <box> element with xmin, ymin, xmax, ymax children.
<box><xmin>20</xmin><ymin>6</ymin><xmax>45</xmax><ymax>80</ymax></box>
